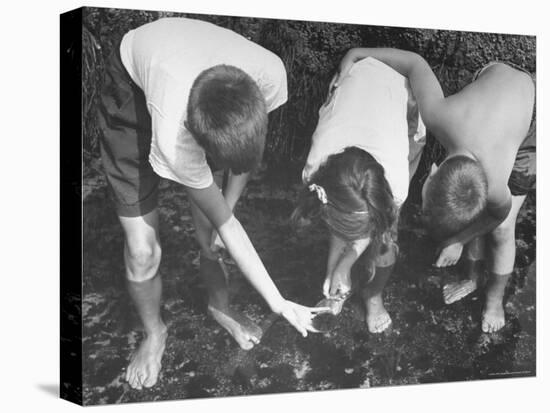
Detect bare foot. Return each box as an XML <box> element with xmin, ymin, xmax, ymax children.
<box><xmin>443</xmin><ymin>279</ymin><xmax>478</xmax><ymax>304</ymax></box>
<box><xmin>208</xmin><ymin>305</ymin><xmax>262</xmax><ymax>350</ymax></box>
<box><xmin>125</xmin><ymin>325</ymin><xmax>168</xmax><ymax>390</ymax></box>
<box><xmin>482</xmin><ymin>294</ymin><xmax>505</xmax><ymax>333</ymax></box>
<box><xmin>365</xmin><ymin>295</ymin><xmax>391</xmax><ymax>333</ymax></box>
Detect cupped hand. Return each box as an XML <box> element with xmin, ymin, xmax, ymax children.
<box><xmin>435</xmin><ymin>242</ymin><xmax>464</xmax><ymax>267</ymax></box>
<box><xmin>323</xmin><ymin>270</ymin><xmax>351</xmax><ymax>298</ymax></box>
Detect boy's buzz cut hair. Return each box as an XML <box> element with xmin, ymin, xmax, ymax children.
<box><xmin>186</xmin><ymin>64</ymin><xmax>268</xmax><ymax>174</ymax></box>
<box><xmin>422</xmin><ymin>155</ymin><xmax>488</xmax><ymax>240</ymax></box>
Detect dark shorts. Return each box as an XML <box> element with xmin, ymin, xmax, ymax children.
<box><xmin>473</xmin><ymin>62</ymin><xmax>536</xmax><ymax>196</ymax></box>
<box><xmin>97</xmin><ymin>43</ymin><xmax>159</xmax><ymax>217</ymax></box>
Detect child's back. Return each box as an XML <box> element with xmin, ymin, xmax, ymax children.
<box><xmin>434</xmin><ymin>63</ymin><xmax>535</xmax><ymax>205</ymax></box>
<box><xmin>304</xmin><ymin>57</ymin><xmax>426</xmax><ymax>206</ymax></box>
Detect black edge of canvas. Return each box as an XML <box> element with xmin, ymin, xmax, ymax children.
<box><xmin>60</xmin><ymin>7</ymin><xmax>84</xmax><ymax>406</ymax></box>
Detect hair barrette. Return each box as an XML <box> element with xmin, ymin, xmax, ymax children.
<box><xmin>308</xmin><ymin>183</ymin><xmax>328</xmax><ymax>205</ymax></box>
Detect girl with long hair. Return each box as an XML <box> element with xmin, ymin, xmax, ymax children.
<box><xmin>293</xmin><ymin>55</ymin><xmax>426</xmax><ymax>333</ymax></box>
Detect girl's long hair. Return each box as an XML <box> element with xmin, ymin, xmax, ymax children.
<box><xmin>292</xmin><ymin>147</ymin><xmax>397</xmax><ymax>265</ymax></box>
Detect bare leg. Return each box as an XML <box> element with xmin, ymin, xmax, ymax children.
<box><xmin>318</xmin><ymin>235</ymin><xmax>359</xmax><ymax>315</ymax></box>
<box><xmin>482</xmin><ymin>195</ymin><xmax>526</xmax><ymax>333</ymax></box>
<box><xmin>443</xmin><ymin>237</ymin><xmax>485</xmax><ymax>304</ymax></box>
<box><xmin>362</xmin><ymin>243</ymin><xmax>396</xmax><ymax>333</ymax></box>
<box><xmin>120</xmin><ymin>210</ymin><xmax>167</xmax><ymax>390</ymax></box>
<box><xmin>189</xmin><ymin>185</ymin><xmax>261</xmax><ymax>350</ymax></box>
<box><xmin>200</xmin><ymin>254</ymin><xmax>262</xmax><ymax>349</ymax></box>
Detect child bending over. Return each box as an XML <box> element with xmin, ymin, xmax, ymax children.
<box><xmin>98</xmin><ymin>18</ymin><xmax>326</xmax><ymax>390</ymax></box>
<box><xmin>293</xmin><ymin>56</ymin><xmax>426</xmax><ymax>333</ymax></box>
<box><xmin>333</xmin><ymin>48</ymin><xmax>535</xmax><ymax>333</ymax></box>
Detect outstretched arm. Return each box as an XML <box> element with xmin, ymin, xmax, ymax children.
<box><xmin>224</xmin><ymin>171</ymin><xmax>250</xmax><ymax>210</ymax></box>
<box><xmin>186</xmin><ymin>183</ymin><xmax>328</xmax><ymax>335</ymax></box>
<box><xmin>333</xmin><ymin>48</ymin><xmax>446</xmax><ymax>131</ymax></box>
<box><xmin>324</xmin><ymin>235</ymin><xmax>370</xmax><ymax>297</ymax></box>
<box><xmin>210</xmin><ymin>171</ymin><xmax>250</xmax><ymax>251</ymax></box>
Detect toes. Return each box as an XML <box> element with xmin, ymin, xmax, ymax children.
<box><xmin>129</xmin><ymin>372</ymin><xmax>140</xmax><ymax>390</ymax></box>
<box><xmin>142</xmin><ymin>370</ymin><xmax>158</xmax><ymax>388</ymax></box>
<box><xmin>134</xmin><ymin>370</ymin><xmax>145</xmax><ymax>390</ymax></box>
<box><xmin>143</xmin><ymin>378</ymin><xmax>156</xmax><ymax>388</ymax></box>
<box><xmin>367</xmin><ymin>315</ymin><xmax>391</xmax><ymax>334</ymax></box>
<box><xmin>240</xmin><ymin>339</ymin><xmax>254</xmax><ymax>350</ymax></box>
<box><xmin>126</xmin><ymin>365</ymin><xmax>137</xmax><ymax>388</ymax></box>
<box><xmin>140</xmin><ymin>366</ymin><xmax>152</xmax><ymax>388</ymax></box>
<box><xmin>243</xmin><ymin>332</ymin><xmax>259</xmax><ymax>348</ymax></box>
<box><xmin>377</xmin><ymin>317</ymin><xmax>392</xmax><ymax>333</ymax></box>
<box><xmin>481</xmin><ymin>319</ymin><xmax>489</xmax><ymax>333</ymax></box>
<box><xmin>493</xmin><ymin>320</ymin><xmax>504</xmax><ymax>333</ymax></box>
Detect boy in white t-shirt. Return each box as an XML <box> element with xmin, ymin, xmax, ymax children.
<box><xmin>98</xmin><ymin>18</ymin><xmax>326</xmax><ymax>390</ymax></box>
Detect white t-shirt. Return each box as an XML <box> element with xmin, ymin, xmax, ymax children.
<box><xmin>303</xmin><ymin>57</ymin><xmax>426</xmax><ymax>206</ymax></box>
<box><xmin>120</xmin><ymin>18</ymin><xmax>288</xmax><ymax>188</ymax></box>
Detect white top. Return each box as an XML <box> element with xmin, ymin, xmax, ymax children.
<box><xmin>303</xmin><ymin>57</ymin><xmax>426</xmax><ymax>206</ymax></box>
<box><xmin>120</xmin><ymin>18</ymin><xmax>288</xmax><ymax>188</ymax></box>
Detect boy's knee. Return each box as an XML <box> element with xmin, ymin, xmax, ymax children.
<box><xmin>125</xmin><ymin>240</ymin><xmax>162</xmax><ymax>282</ymax></box>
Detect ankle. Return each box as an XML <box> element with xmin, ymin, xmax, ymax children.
<box><xmin>208</xmin><ymin>295</ymin><xmax>230</xmax><ymax>311</ymax></box>
<box><xmin>363</xmin><ymin>291</ymin><xmax>383</xmax><ymax>303</ymax></box>
<box><xmin>145</xmin><ymin>322</ymin><xmax>168</xmax><ymax>337</ymax></box>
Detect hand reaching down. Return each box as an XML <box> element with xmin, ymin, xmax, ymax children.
<box><xmin>435</xmin><ymin>242</ymin><xmax>464</xmax><ymax>267</ymax></box>
<box><xmin>323</xmin><ymin>269</ymin><xmax>352</xmax><ymax>298</ymax></box>
<box><xmin>278</xmin><ymin>300</ymin><xmax>330</xmax><ymax>336</ymax></box>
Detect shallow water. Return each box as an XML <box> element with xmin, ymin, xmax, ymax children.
<box><xmin>82</xmin><ymin>176</ymin><xmax>536</xmax><ymax>405</ymax></box>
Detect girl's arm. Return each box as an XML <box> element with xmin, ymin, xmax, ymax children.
<box><xmin>334</xmin><ymin>48</ymin><xmax>447</xmax><ymax>132</ymax></box>
<box><xmin>326</xmin><ymin>234</ymin><xmax>347</xmax><ymax>280</ymax></box>
<box><xmin>324</xmin><ymin>235</ymin><xmax>370</xmax><ymax>297</ymax></box>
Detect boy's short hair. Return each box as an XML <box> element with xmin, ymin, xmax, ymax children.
<box><xmin>422</xmin><ymin>155</ymin><xmax>488</xmax><ymax>240</ymax></box>
<box><xmin>186</xmin><ymin>64</ymin><xmax>268</xmax><ymax>174</ymax></box>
